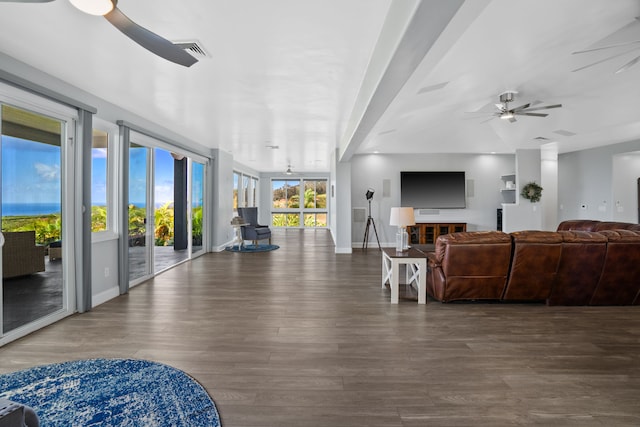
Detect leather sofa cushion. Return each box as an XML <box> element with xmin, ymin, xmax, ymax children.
<box><xmin>590</xmin><ymin>229</ymin><xmax>640</xmax><ymax>305</ymax></box>
<box><xmin>593</xmin><ymin>222</ymin><xmax>640</xmax><ymax>232</ymax></box>
<box><xmin>434</xmin><ymin>231</ymin><xmax>511</xmax><ymax>263</ymax></box>
<box><xmin>556</xmin><ymin>220</ymin><xmax>600</xmax><ymax>231</ymax></box>
<box><xmin>547</xmin><ymin>231</ymin><xmax>608</xmax><ymax>306</ymax></box>
<box><xmin>502</xmin><ymin>231</ymin><xmax>562</xmax><ymax>301</ymax></box>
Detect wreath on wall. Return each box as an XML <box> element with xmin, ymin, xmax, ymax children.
<box><xmin>521</xmin><ymin>182</ymin><xmax>543</xmax><ymax>203</ymax></box>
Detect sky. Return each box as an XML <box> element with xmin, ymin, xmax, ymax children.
<box><xmin>2</xmin><ymin>136</ymin><xmax>61</xmax><ymax>204</ymax></box>
<box><xmin>3</xmin><ymin>136</ymin><xmax>203</xmax><ymax>209</ymax></box>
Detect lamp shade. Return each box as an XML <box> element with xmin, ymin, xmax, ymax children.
<box><xmin>389</xmin><ymin>207</ymin><xmax>415</xmax><ymax>227</ymax></box>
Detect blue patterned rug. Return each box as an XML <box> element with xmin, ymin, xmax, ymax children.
<box><xmin>0</xmin><ymin>358</ymin><xmax>220</xmax><ymax>426</ymax></box>
<box><xmin>225</xmin><ymin>244</ymin><xmax>279</xmax><ymax>253</ymax></box>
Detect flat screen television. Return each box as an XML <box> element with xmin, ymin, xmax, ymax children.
<box><xmin>400</xmin><ymin>171</ymin><xmax>466</xmax><ymax>209</ymax></box>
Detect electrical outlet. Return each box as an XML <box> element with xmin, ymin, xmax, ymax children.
<box><xmin>104</xmin><ymin>267</ymin><xmax>110</xmax><ymax>277</ymax></box>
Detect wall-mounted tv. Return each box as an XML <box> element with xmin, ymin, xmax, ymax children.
<box><xmin>400</xmin><ymin>171</ymin><xmax>466</xmax><ymax>209</ymax></box>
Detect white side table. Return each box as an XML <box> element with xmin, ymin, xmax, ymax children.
<box><xmin>382</xmin><ymin>247</ymin><xmax>427</xmax><ymax>304</ymax></box>
<box><xmin>230</xmin><ymin>222</ymin><xmax>248</xmax><ymax>248</ymax></box>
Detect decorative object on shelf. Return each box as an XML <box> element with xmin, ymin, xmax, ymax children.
<box><xmin>521</xmin><ymin>181</ymin><xmax>543</xmax><ymax>202</ymax></box>
<box><xmin>389</xmin><ymin>207</ymin><xmax>415</xmax><ymax>252</ymax></box>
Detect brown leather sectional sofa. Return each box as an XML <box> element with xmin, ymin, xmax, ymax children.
<box><xmin>426</xmin><ymin>220</ymin><xmax>640</xmax><ymax>305</ymax></box>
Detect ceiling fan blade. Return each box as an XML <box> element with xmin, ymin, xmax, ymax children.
<box><xmin>480</xmin><ymin>116</ymin><xmax>496</xmax><ymax>124</ymax></box>
<box><xmin>104</xmin><ymin>6</ymin><xmax>198</xmax><ymax>67</ymax></box>
<box><xmin>572</xmin><ymin>40</ymin><xmax>640</xmax><ymax>55</ymax></box>
<box><xmin>520</xmin><ymin>112</ymin><xmax>548</xmax><ymax>117</ymax></box>
<box><xmin>615</xmin><ymin>54</ymin><xmax>640</xmax><ymax>73</ymax></box>
<box><xmin>510</xmin><ymin>103</ymin><xmax>530</xmax><ymax>113</ymax></box>
<box><xmin>572</xmin><ymin>47</ymin><xmax>639</xmax><ymax>72</ymax></box>
<box><xmin>522</xmin><ymin>104</ymin><xmax>562</xmax><ymax>112</ymax></box>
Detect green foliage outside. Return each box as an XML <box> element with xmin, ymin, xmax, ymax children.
<box><xmin>154</xmin><ymin>203</ymin><xmax>174</xmax><ymax>246</ymax></box>
<box><xmin>192</xmin><ymin>206</ymin><xmax>203</xmax><ymax>246</ymax></box>
<box><xmin>128</xmin><ymin>204</ymin><xmax>146</xmax><ymax>241</ymax></box>
<box><xmin>1</xmin><ymin>214</ymin><xmax>61</xmax><ymax>246</ymax></box>
<box><xmin>272</xmin><ymin>213</ymin><xmax>300</xmax><ymax>227</ymax></box>
<box><xmin>271</xmin><ymin>180</ymin><xmax>327</xmax><ymax>228</ymax></box>
<box><xmin>92</xmin><ymin>206</ymin><xmax>107</xmax><ymax>232</ymax></box>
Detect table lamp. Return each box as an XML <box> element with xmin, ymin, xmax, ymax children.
<box><xmin>389</xmin><ymin>207</ymin><xmax>415</xmax><ymax>252</ymax></box>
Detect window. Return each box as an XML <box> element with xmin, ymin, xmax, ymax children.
<box><xmin>271</xmin><ymin>178</ymin><xmax>327</xmax><ymax>228</ymax></box>
<box><xmin>251</xmin><ymin>177</ymin><xmax>258</xmax><ymax>207</ymax></box>
<box><xmin>233</xmin><ymin>171</ymin><xmax>240</xmax><ymax>210</ymax></box>
<box><xmin>234</xmin><ymin>171</ymin><xmax>258</xmax><ymax>209</ymax></box>
<box><xmin>91</xmin><ymin>129</ymin><xmax>109</xmax><ymax>232</ymax></box>
<box><xmin>242</xmin><ymin>175</ymin><xmax>249</xmax><ymax>207</ymax></box>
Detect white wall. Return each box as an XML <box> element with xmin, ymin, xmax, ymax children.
<box><xmin>502</xmin><ymin>149</ymin><xmax>543</xmax><ymax>232</ymax></box>
<box><xmin>612</xmin><ymin>151</ymin><xmax>640</xmax><ymax>223</ymax></box>
<box><xmin>349</xmin><ymin>153</ymin><xmax>515</xmax><ymax>246</ymax></box>
<box><xmin>558</xmin><ymin>139</ymin><xmax>640</xmax><ymax>222</ymax></box>
<box><xmin>91</xmin><ymin>238</ymin><xmax>119</xmax><ymax>307</ymax></box>
<box><xmin>212</xmin><ymin>149</ymin><xmax>235</xmax><ymax>250</ymax></box>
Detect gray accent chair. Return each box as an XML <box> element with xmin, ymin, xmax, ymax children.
<box><xmin>237</xmin><ymin>207</ymin><xmax>272</xmax><ymax>246</ymax></box>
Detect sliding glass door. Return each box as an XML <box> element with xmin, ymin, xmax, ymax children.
<box><xmin>1</xmin><ymin>103</ymin><xmax>74</xmax><ymax>338</ymax></box>
<box><xmin>153</xmin><ymin>148</ymin><xmax>189</xmax><ymax>273</ymax></box>
<box><xmin>128</xmin><ymin>142</ymin><xmax>151</xmax><ymax>283</ymax></box>
<box><xmin>128</xmin><ymin>137</ymin><xmax>205</xmax><ymax>285</ymax></box>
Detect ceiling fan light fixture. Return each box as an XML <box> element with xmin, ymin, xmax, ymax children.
<box><xmin>69</xmin><ymin>0</ymin><xmax>114</xmax><ymax>16</ymax></box>
<box><xmin>285</xmin><ymin>165</ymin><xmax>293</xmax><ymax>175</ymax></box>
<box><xmin>500</xmin><ymin>112</ymin><xmax>514</xmax><ymax>120</ymax></box>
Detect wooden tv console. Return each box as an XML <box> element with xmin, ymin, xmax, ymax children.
<box><xmin>406</xmin><ymin>222</ymin><xmax>466</xmax><ymax>245</ymax></box>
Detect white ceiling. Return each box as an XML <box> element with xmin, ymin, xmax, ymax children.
<box><xmin>0</xmin><ymin>0</ymin><xmax>639</xmax><ymax>173</ymax></box>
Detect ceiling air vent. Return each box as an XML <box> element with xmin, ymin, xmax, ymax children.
<box><xmin>533</xmin><ymin>136</ymin><xmax>551</xmax><ymax>141</ymax></box>
<box><xmin>173</xmin><ymin>40</ymin><xmax>209</xmax><ymax>58</ymax></box>
<box><xmin>553</xmin><ymin>129</ymin><xmax>577</xmax><ymax>137</ymax></box>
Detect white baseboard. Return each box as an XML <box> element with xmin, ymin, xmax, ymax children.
<box><xmin>335</xmin><ymin>247</ymin><xmax>353</xmax><ymax>254</ymax></box>
<box><xmin>92</xmin><ymin>286</ymin><xmax>120</xmax><ymax>308</ymax></box>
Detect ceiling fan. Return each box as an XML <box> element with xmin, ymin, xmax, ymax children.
<box><xmin>474</xmin><ymin>91</ymin><xmax>562</xmax><ymax>123</ymax></box>
<box><xmin>0</xmin><ymin>0</ymin><xmax>198</xmax><ymax>67</ymax></box>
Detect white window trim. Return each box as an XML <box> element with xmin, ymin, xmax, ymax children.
<box><xmin>91</xmin><ymin>118</ymin><xmax>119</xmax><ymax>241</ymax></box>
<box><xmin>270</xmin><ymin>177</ymin><xmax>328</xmax><ymax>228</ymax></box>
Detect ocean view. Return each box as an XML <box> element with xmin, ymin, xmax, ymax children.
<box><xmin>2</xmin><ymin>202</ymin><xmax>61</xmax><ymax>216</ymax></box>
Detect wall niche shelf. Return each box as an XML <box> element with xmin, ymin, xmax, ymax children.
<box><xmin>500</xmin><ymin>173</ymin><xmax>516</xmax><ymax>204</ymax></box>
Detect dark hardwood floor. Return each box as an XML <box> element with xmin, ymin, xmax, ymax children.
<box><xmin>1</xmin><ymin>228</ymin><xmax>639</xmax><ymax>426</ymax></box>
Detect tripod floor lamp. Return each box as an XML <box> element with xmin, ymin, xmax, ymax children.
<box><xmin>362</xmin><ymin>188</ymin><xmax>381</xmax><ymax>250</ymax></box>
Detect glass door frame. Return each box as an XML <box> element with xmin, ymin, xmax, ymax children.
<box><xmin>128</xmin><ymin>137</ymin><xmax>154</xmax><ymax>287</ymax></box>
<box><xmin>127</xmin><ymin>131</ymin><xmax>209</xmax><ymax>286</ymax></box>
<box><xmin>0</xmin><ymin>84</ymin><xmax>78</xmax><ymax>345</ymax></box>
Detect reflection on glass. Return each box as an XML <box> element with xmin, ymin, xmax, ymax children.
<box><xmin>1</xmin><ymin>104</ymin><xmax>64</xmax><ymax>333</ymax></box>
<box><xmin>192</xmin><ymin>161</ymin><xmax>204</xmax><ymax>254</ymax></box>
<box><xmin>128</xmin><ymin>143</ymin><xmax>148</xmax><ymax>282</ymax></box>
